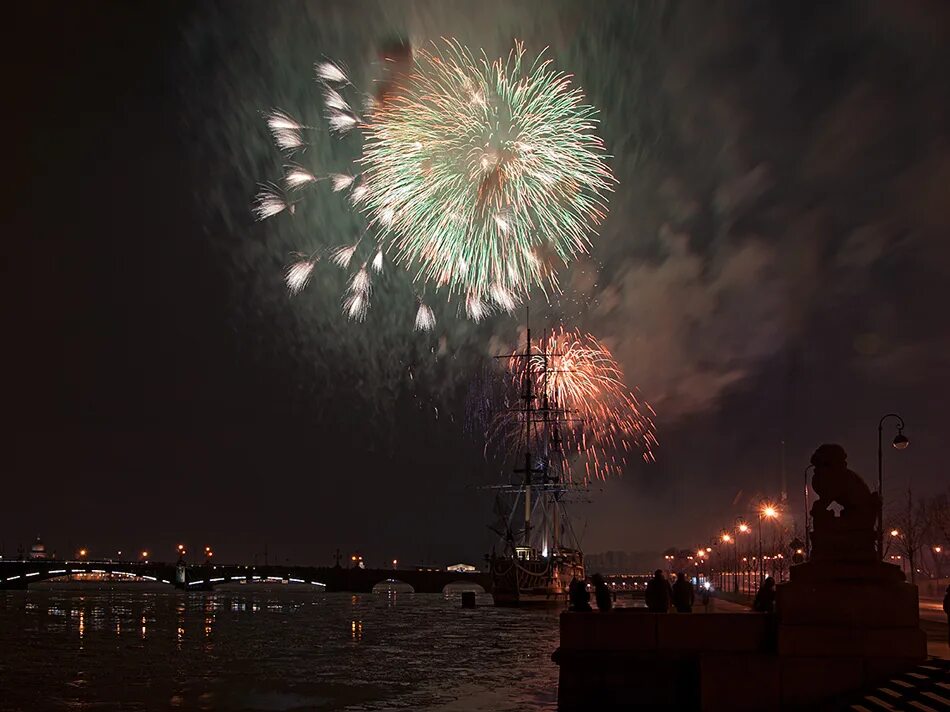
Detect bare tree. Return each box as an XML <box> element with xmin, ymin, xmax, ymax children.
<box><xmin>887</xmin><ymin>487</ymin><xmax>932</xmax><ymax>583</ymax></box>
<box><xmin>930</xmin><ymin>492</ymin><xmax>950</xmax><ymax>544</ymax></box>
<box><xmin>923</xmin><ymin>491</ymin><xmax>949</xmax><ymax>579</ymax></box>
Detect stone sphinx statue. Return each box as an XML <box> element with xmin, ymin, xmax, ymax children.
<box><xmin>809</xmin><ymin>444</ymin><xmax>879</xmax><ymax>563</ymax></box>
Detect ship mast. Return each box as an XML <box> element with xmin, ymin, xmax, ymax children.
<box><xmin>518</xmin><ymin>308</ymin><xmax>533</xmax><ymax>547</ymax></box>
<box><xmin>491</xmin><ymin>307</ymin><xmax>585</xmax><ymax>557</ymax></box>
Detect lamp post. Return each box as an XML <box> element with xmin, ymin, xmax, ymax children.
<box><xmin>721</xmin><ymin>532</ymin><xmax>733</xmax><ymax>591</ymax></box>
<box><xmin>878</xmin><ymin>414</ymin><xmax>909</xmax><ymax>558</ymax></box>
<box><xmin>758</xmin><ymin>504</ymin><xmax>778</xmax><ymax>581</ymax></box>
<box><xmin>736</xmin><ymin>520</ymin><xmax>751</xmax><ymax>594</ymax></box>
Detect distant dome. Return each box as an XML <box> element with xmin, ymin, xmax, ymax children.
<box><xmin>29</xmin><ymin>536</ymin><xmax>48</xmax><ymax>560</ymax></box>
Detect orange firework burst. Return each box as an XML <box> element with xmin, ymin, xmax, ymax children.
<box><xmin>488</xmin><ymin>327</ymin><xmax>656</xmax><ymax>483</ymax></box>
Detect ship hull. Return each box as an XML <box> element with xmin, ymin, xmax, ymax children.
<box><xmin>489</xmin><ymin>550</ymin><xmax>584</xmax><ymax>607</ymax></box>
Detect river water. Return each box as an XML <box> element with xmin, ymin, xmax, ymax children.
<box><xmin>0</xmin><ymin>585</ymin><xmax>561</xmax><ymax>711</ymax></box>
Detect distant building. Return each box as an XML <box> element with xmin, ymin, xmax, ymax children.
<box><xmin>29</xmin><ymin>536</ymin><xmax>48</xmax><ymax>560</ymax></box>
<box><xmin>446</xmin><ymin>563</ymin><xmax>477</xmax><ymax>573</ymax></box>
<box><xmin>585</xmin><ymin>550</ymin><xmax>659</xmax><ymax>575</ymax></box>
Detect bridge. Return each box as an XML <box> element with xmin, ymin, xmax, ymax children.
<box><xmin>0</xmin><ymin>559</ymin><xmax>490</xmax><ymax>594</ymax></box>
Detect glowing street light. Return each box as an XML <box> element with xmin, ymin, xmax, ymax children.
<box><xmin>878</xmin><ymin>414</ymin><xmax>909</xmax><ymax>558</ymax></box>
<box><xmin>78</xmin><ymin>548</ymin><xmax>88</xmax><ymax>559</ymax></box>
<box><xmin>141</xmin><ymin>551</ymin><xmax>149</xmax><ymax>560</ymax></box>
<box><xmin>721</xmin><ymin>533</ymin><xmax>732</xmax><ymax>544</ymax></box>
<box><xmin>758</xmin><ymin>503</ymin><xmax>780</xmax><ymax>580</ymax></box>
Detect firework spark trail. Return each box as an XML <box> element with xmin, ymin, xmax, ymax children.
<box><xmin>257</xmin><ymin>39</ymin><xmax>614</xmax><ymax>327</ymax></box>
<box><xmin>284</xmin><ymin>165</ymin><xmax>318</xmax><ymax>189</ymax></box>
<box><xmin>284</xmin><ymin>258</ymin><xmax>316</xmax><ymax>295</ymax></box>
<box><xmin>414</xmin><ymin>302</ymin><xmax>436</xmax><ymax>331</ymax></box>
<box><xmin>486</xmin><ymin>327</ymin><xmax>656</xmax><ymax>483</ymax></box>
<box><xmin>253</xmin><ymin>185</ymin><xmax>294</xmax><ymax>220</ymax></box>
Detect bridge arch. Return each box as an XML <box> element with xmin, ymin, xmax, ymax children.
<box><xmin>184</xmin><ymin>574</ymin><xmax>327</xmax><ymax>589</ymax></box>
<box><xmin>442</xmin><ymin>581</ymin><xmax>486</xmax><ymax>595</ymax></box>
<box><xmin>372</xmin><ymin>579</ymin><xmax>414</xmax><ymax>594</ymax></box>
<box><xmin>3</xmin><ymin>567</ymin><xmax>176</xmax><ymax>587</ymax></box>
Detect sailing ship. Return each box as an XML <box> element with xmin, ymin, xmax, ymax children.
<box><xmin>487</xmin><ymin>321</ymin><xmax>587</xmax><ymax>606</ymax></box>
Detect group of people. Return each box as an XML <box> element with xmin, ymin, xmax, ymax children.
<box><xmin>571</xmin><ymin>572</ymin><xmax>950</xmax><ymax>642</ymax></box>
<box><xmin>644</xmin><ymin>569</ymin><xmax>708</xmax><ymax>613</ymax></box>
<box><xmin>569</xmin><ymin>570</ymin><xmax>716</xmax><ymax>613</ymax></box>
<box><xmin>569</xmin><ymin>573</ymin><xmax>613</xmax><ymax>612</ymax></box>
<box><xmin>644</xmin><ymin>569</ymin><xmax>774</xmax><ymax>613</ymax></box>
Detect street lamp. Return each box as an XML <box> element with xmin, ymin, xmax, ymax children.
<box><xmin>78</xmin><ymin>548</ymin><xmax>88</xmax><ymax>560</ymax></box>
<box><xmin>736</xmin><ymin>520</ymin><xmax>751</xmax><ymax>594</ymax></box>
<box><xmin>758</xmin><ymin>503</ymin><xmax>779</xmax><ymax>580</ymax></box>
<box><xmin>878</xmin><ymin>414</ymin><xmax>909</xmax><ymax>558</ymax></box>
<box><xmin>718</xmin><ymin>534</ymin><xmax>732</xmax><ymax>590</ymax></box>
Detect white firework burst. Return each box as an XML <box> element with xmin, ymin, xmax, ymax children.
<box><xmin>330</xmin><ymin>173</ymin><xmax>355</xmax><ymax>192</ymax></box>
<box><xmin>266</xmin><ymin>110</ymin><xmax>303</xmax><ymax>132</ymax></box>
<box><xmin>330</xmin><ymin>244</ymin><xmax>358</xmax><ymax>268</ymax></box>
<box><xmin>414</xmin><ymin>302</ymin><xmax>436</xmax><ymax>331</ymax></box>
<box><xmin>253</xmin><ymin>186</ymin><xmax>292</xmax><ymax>221</ymax></box>
<box><xmin>344</xmin><ymin>291</ymin><xmax>368</xmax><ymax>321</ymax></box>
<box><xmin>322</xmin><ymin>87</ymin><xmax>350</xmax><ymax>112</ymax></box>
<box><xmin>265</xmin><ymin>111</ymin><xmax>306</xmax><ymax>152</ymax></box>
<box><xmin>315</xmin><ymin>61</ymin><xmax>348</xmax><ymax>84</ymax></box>
<box><xmin>284</xmin><ymin>259</ymin><xmax>315</xmax><ymax>295</ymax></box>
<box><xmin>271</xmin><ymin>127</ymin><xmax>304</xmax><ymax>152</ymax></box>
<box><xmin>371</xmin><ymin>250</ymin><xmax>384</xmax><ymax>273</ymax></box>
<box><xmin>350</xmin><ymin>267</ymin><xmax>371</xmax><ymax>294</ymax></box>
<box><xmin>465</xmin><ymin>294</ymin><xmax>488</xmax><ymax>322</ymax></box>
<box><xmin>328</xmin><ymin>111</ymin><xmax>359</xmax><ymax>134</ymax></box>
<box><xmin>284</xmin><ymin>165</ymin><xmax>317</xmax><ymax>189</ymax></box>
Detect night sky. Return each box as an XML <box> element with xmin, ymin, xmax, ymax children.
<box><xmin>5</xmin><ymin>1</ymin><xmax>950</xmax><ymax>567</ymax></box>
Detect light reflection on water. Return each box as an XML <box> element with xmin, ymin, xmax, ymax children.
<box><xmin>0</xmin><ymin>585</ymin><xmax>560</xmax><ymax>711</ymax></box>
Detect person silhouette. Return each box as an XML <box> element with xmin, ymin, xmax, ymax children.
<box><xmin>753</xmin><ymin>576</ymin><xmax>777</xmax><ymax>613</ymax></box>
<box><xmin>645</xmin><ymin>570</ymin><xmax>671</xmax><ymax>612</ymax></box>
<box><xmin>569</xmin><ymin>576</ymin><xmax>592</xmax><ymax>612</ymax></box>
<box><xmin>591</xmin><ymin>573</ymin><xmax>612</xmax><ymax>612</ymax></box>
<box><xmin>672</xmin><ymin>572</ymin><xmax>695</xmax><ymax>613</ymax></box>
